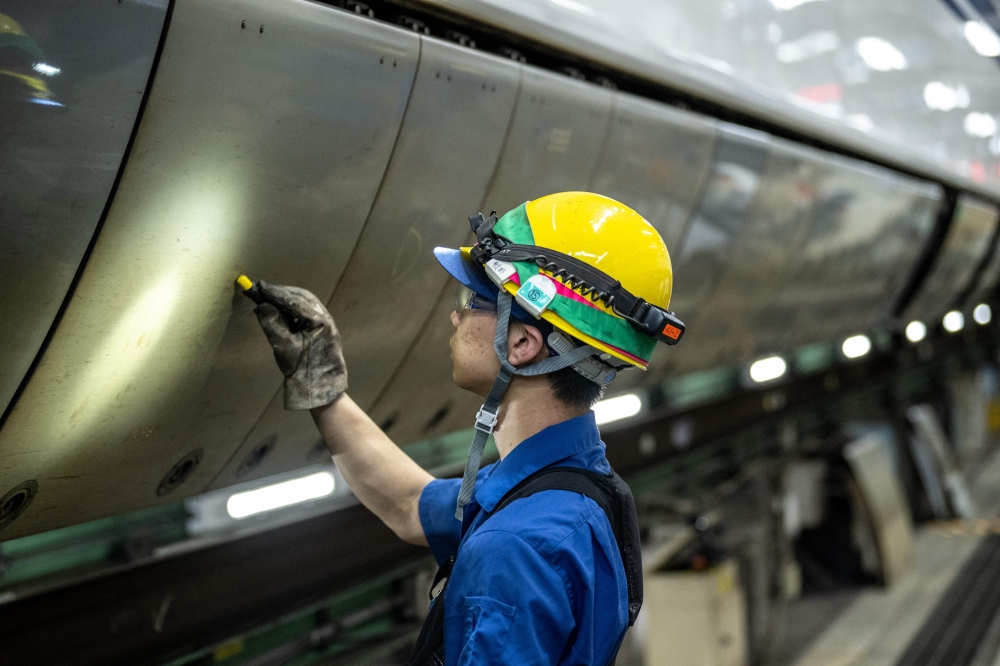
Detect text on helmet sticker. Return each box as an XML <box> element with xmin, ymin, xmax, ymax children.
<box><xmin>485</xmin><ymin>259</ymin><xmax>516</xmax><ymax>286</ymax></box>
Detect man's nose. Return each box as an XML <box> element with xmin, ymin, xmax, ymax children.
<box><xmin>450</xmin><ymin>310</ymin><xmax>461</xmax><ymax>328</ymax></box>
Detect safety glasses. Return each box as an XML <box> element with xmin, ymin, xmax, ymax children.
<box><xmin>455</xmin><ymin>284</ymin><xmax>498</xmax><ymax>313</ymax></box>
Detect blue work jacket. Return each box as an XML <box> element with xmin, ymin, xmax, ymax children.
<box><xmin>418</xmin><ymin>411</ymin><xmax>629</xmax><ymax>665</ymax></box>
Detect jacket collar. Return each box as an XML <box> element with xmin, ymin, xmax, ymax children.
<box><xmin>474</xmin><ymin>411</ymin><xmax>603</xmax><ymax>512</ymax></box>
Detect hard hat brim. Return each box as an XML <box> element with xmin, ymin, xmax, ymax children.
<box><xmin>433</xmin><ymin>246</ymin><xmax>534</xmax><ymax>322</ymax></box>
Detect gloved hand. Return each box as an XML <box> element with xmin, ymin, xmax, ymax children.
<box><xmin>252</xmin><ymin>281</ymin><xmax>348</xmax><ymax>410</ymax></box>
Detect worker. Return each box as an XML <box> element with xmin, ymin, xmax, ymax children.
<box><xmin>249</xmin><ymin>192</ymin><xmax>683</xmax><ymax>665</ymax></box>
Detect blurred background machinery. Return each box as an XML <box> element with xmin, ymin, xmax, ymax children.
<box><xmin>5</xmin><ymin>0</ymin><xmax>1000</xmax><ymax>664</ymax></box>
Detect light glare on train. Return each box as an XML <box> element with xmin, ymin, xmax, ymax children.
<box><xmin>923</xmin><ymin>82</ymin><xmax>970</xmax><ymax>112</ymax></box>
<box><xmin>943</xmin><ymin>310</ymin><xmax>965</xmax><ymax>333</ymax></box>
<box><xmin>965</xmin><ymin>21</ymin><xmax>1000</xmax><ymax>57</ymax></box>
<box><xmin>974</xmin><ymin>304</ymin><xmax>992</xmax><ymax>325</ymax></box>
<box><xmin>67</xmin><ymin>274</ymin><xmax>180</xmax><ymax>435</ymax></box>
<box><xmin>227</xmin><ymin>472</ymin><xmax>335</xmax><ymax>519</ymax></box>
<box><xmin>965</xmin><ymin>112</ymin><xmax>998</xmax><ymax>138</ymax></box>
<box><xmin>32</xmin><ymin>62</ymin><xmax>60</xmax><ymax>76</ymax></box>
<box><xmin>905</xmin><ymin>321</ymin><xmax>927</xmax><ymax>343</ymax></box>
<box><xmin>769</xmin><ymin>0</ymin><xmax>827</xmax><ymax>10</ymax></box>
<box><xmin>593</xmin><ymin>394</ymin><xmax>642</xmax><ymax>425</ymax></box>
<box><xmin>841</xmin><ymin>335</ymin><xmax>871</xmax><ymax>359</ymax></box>
<box><xmin>856</xmin><ymin>37</ymin><xmax>907</xmax><ymax>72</ymax></box>
<box><xmin>749</xmin><ymin>356</ymin><xmax>787</xmax><ymax>384</ymax></box>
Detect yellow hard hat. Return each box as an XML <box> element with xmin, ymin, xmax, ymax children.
<box><xmin>456</xmin><ymin>192</ymin><xmax>681</xmax><ymax>368</ymax></box>
<box><xmin>441</xmin><ymin>192</ymin><xmax>683</xmax><ymax>519</ymax></box>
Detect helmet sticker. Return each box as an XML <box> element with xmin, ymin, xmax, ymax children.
<box><xmin>485</xmin><ymin>259</ymin><xmax>516</xmax><ymax>286</ymax></box>
<box><xmin>515</xmin><ymin>274</ymin><xmax>557</xmax><ymax>318</ymax></box>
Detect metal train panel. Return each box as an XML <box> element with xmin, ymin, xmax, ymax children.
<box><xmin>663</xmin><ymin>124</ymin><xmax>771</xmax><ymax>377</ymax></box>
<box><xmin>965</xmin><ymin>233</ymin><xmax>1000</xmax><ymax>312</ymax></box>
<box><xmin>481</xmin><ymin>67</ymin><xmax>613</xmax><ymax>215</ymax></box>
<box><xmin>208</xmin><ymin>37</ymin><xmax>521</xmax><ymax>488</ymax></box>
<box><xmin>0</xmin><ymin>0</ymin><xmax>420</xmax><ymax>538</ymax></box>
<box><xmin>588</xmin><ymin>92</ymin><xmax>718</xmax><ymax>250</ymax></box>
<box><xmin>667</xmin><ymin>139</ymin><xmax>830</xmax><ymax>376</ymax></box>
<box><xmin>411</xmin><ymin>0</ymin><xmax>1000</xmax><ymax>199</ymax></box>
<box><xmin>368</xmin><ymin>282</ymin><xmax>485</xmax><ymax>447</ymax></box>
<box><xmin>586</xmin><ymin>94</ymin><xmax>719</xmax><ymax>392</ymax></box>
<box><xmin>0</xmin><ymin>0</ymin><xmax>989</xmax><ymax>541</ymax></box>
<box><xmin>366</xmin><ymin>65</ymin><xmax>618</xmax><ymax>446</ymax></box>
<box><xmin>766</xmin><ymin>155</ymin><xmax>941</xmax><ymax>350</ymax></box>
<box><xmin>0</xmin><ymin>0</ymin><xmax>167</xmax><ymax>416</ymax></box>
<box><xmin>905</xmin><ymin>195</ymin><xmax>999</xmax><ymax>323</ymax></box>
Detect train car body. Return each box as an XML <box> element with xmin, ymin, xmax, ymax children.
<box><xmin>1</xmin><ymin>0</ymin><xmax>998</xmax><ymax>543</ymax></box>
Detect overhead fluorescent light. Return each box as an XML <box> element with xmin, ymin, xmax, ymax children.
<box><xmin>943</xmin><ymin>310</ymin><xmax>965</xmax><ymax>333</ymax></box>
<box><xmin>841</xmin><ymin>334</ymin><xmax>872</xmax><ymax>359</ymax></box>
<box><xmin>857</xmin><ymin>37</ymin><xmax>907</xmax><ymax>71</ymax></box>
<box><xmin>749</xmin><ymin>356</ymin><xmax>787</xmax><ymax>383</ymax></box>
<box><xmin>965</xmin><ymin>21</ymin><xmax>1000</xmax><ymax>57</ymax></box>
<box><xmin>593</xmin><ymin>394</ymin><xmax>642</xmax><ymax>425</ymax></box>
<box><xmin>226</xmin><ymin>472</ymin><xmax>335</xmax><ymax>519</ymax></box>
<box><xmin>974</xmin><ymin>303</ymin><xmax>992</xmax><ymax>325</ymax></box>
<box><xmin>905</xmin><ymin>320</ymin><xmax>927</xmax><ymax>343</ymax></box>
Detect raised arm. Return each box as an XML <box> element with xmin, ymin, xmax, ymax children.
<box><xmin>311</xmin><ymin>395</ymin><xmax>432</xmax><ymax>545</ymax></box>
<box><xmin>249</xmin><ymin>280</ymin><xmax>432</xmax><ymax>545</ymax></box>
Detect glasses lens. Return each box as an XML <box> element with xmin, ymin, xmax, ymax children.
<box><xmin>454</xmin><ymin>284</ymin><xmax>498</xmax><ymax>313</ymax></box>
<box><xmin>455</xmin><ymin>284</ymin><xmax>474</xmax><ymax>312</ymax></box>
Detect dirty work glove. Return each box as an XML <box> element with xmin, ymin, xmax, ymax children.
<box><xmin>252</xmin><ymin>281</ymin><xmax>348</xmax><ymax>411</ymax></box>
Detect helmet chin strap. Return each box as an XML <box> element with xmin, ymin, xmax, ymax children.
<box><xmin>454</xmin><ymin>289</ymin><xmax>598</xmax><ymax>520</ymax></box>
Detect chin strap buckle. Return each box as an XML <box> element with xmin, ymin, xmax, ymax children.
<box><xmin>474</xmin><ymin>406</ymin><xmax>499</xmax><ymax>434</ymax></box>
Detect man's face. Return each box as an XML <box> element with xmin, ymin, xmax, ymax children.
<box><xmin>448</xmin><ymin>296</ymin><xmax>550</xmax><ymax>397</ymax></box>
<box><xmin>449</xmin><ymin>307</ymin><xmax>500</xmax><ymax>397</ymax></box>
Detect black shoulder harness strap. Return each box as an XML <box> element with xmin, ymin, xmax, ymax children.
<box><xmin>483</xmin><ymin>466</ymin><xmax>643</xmax><ymax>625</ymax></box>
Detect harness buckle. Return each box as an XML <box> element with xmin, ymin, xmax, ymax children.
<box><xmin>474</xmin><ymin>407</ymin><xmax>499</xmax><ymax>433</ymax></box>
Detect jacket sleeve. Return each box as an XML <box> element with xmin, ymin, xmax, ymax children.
<box><xmin>449</xmin><ymin>529</ymin><xmax>574</xmax><ymax>665</ymax></box>
<box><xmin>418</xmin><ymin>466</ymin><xmax>494</xmax><ymax>564</ymax></box>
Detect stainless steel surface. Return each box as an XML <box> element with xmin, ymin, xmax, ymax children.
<box><xmin>905</xmin><ymin>195</ymin><xmax>999</xmax><ymax>322</ymax></box>
<box><xmin>0</xmin><ymin>0</ymin><xmax>420</xmax><ymax>538</ymax></box>
<box><xmin>1</xmin><ymin>0</ymin><xmax>991</xmax><ymax>539</ymax></box>
<box><xmin>767</xmin><ymin>154</ymin><xmax>941</xmax><ymax>348</ymax></box>
<box><xmin>668</xmin><ymin>125</ymin><xmax>770</xmax><ymax>329</ymax></box>
<box><xmin>483</xmin><ymin>67</ymin><xmax>613</xmax><ymax>215</ymax></box>
<box><xmin>368</xmin><ymin>283</ymin><xmax>484</xmax><ymax>446</ymax></box>
<box><xmin>209</xmin><ymin>37</ymin><xmax>520</xmax><ymax>487</ymax></box>
<box><xmin>367</xmin><ymin>67</ymin><xmax>616</xmax><ymax>446</ymax></box>
<box><xmin>416</xmin><ymin>0</ymin><xmax>1000</xmax><ymax>199</ymax></box>
<box><xmin>668</xmin><ymin>138</ymin><xmax>829</xmax><ymax>376</ymax></box>
<box><xmin>965</xmin><ymin>236</ymin><xmax>1000</xmax><ymax>309</ymax></box>
<box><xmin>589</xmin><ymin>92</ymin><xmax>718</xmax><ymax>250</ymax></box>
<box><xmin>0</xmin><ymin>0</ymin><xmax>167</xmax><ymax>416</ymax></box>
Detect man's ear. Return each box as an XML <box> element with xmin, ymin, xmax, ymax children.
<box><xmin>507</xmin><ymin>321</ymin><xmax>548</xmax><ymax>367</ymax></box>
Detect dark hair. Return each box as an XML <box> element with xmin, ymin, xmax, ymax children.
<box><xmin>510</xmin><ymin>318</ymin><xmax>605</xmax><ymax>409</ymax></box>
<box><xmin>547</xmin><ymin>365</ymin><xmax>605</xmax><ymax>410</ymax></box>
